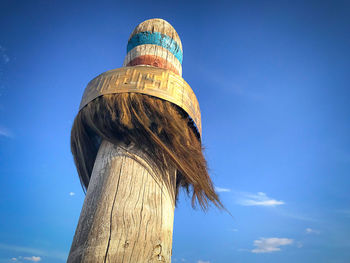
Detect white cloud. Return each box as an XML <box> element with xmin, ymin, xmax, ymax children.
<box><xmin>237</xmin><ymin>192</ymin><xmax>284</xmax><ymax>207</ymax></box>
<box><xmin>215</xmin><ymin>186</ymin><xmax>231</xmax><ymax>193</ymax></box>
<box><xmin>305</xmin><ymin>228</ymin><xmax>320</xmax><ymax>234</ymax></box>
<box><xmin>69</xmin><ymin>192</ymin><xmax>75</xmax><ymax>196</ymax></box>
<box><xmin>251</xmin><ymin>237</ymin><xmax>293</xmax><ymax>253</ymax></box>
<box><xmin>197</xmin><ymin>261</ymin><xmax>210</xmax><ymax>263</ymax></box>
<box><xmin>23</xmin><ymin>256</ymin><xmax>41</xmax><ymax>262</ymax></box>
<box><xmin>11</xmin><ymin>258</ymin><xmax>17</xmax><ymax>261</ymax></box>
<box><xmin>0</xmin><ymin>127</ymin><xmax>13</xmax><ymax>138</ymax></box>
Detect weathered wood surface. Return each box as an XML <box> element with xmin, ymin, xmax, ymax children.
<box><xmin>67</xmin><ymin>140</ymin><xmax>176</xmax><ymax>263</ymax></box>
<box><xmin>129</xmin><ymin>18</ymin><xmax>183</xmax><ymax>51</ymax></box>
<box><xmin>123</xmin><ymin>44</ymin><xmax>182</xmax><ymax>76</ymax></box>
<box><xmin>79</xmin><ymin>66</ymin><xmax>202</xmax><ymax>136</ymax></box>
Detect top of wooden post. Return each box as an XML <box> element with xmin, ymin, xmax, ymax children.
<box><xmin>123</xmin><ymin>18</ymin><xmax>183</xmax><ymax>76</ymax></box>
<box><xmin>79</xmin><ymin>18</ymin><xmax>202</xmax><ymax>136</ymax></box>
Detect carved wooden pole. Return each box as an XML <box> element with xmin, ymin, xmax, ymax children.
<box><xmin>68</xmin><ymin>18</ymin><xmax>222</xmax><ymax>263</ymax></box>
<box><xmin>67</xmin><ymin>141</ymin><xmax>176</xmax><ymax>262</ymax></box>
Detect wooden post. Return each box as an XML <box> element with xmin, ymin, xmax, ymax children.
<box><xmin>67</xmin><ymin>140</ymin><xmax>176</xmax><ymax>262</ymax></box>
<box><xmin>68</xmin><ymin>18</ymin><xmax>220</xmax><ymax>263</ymax></box>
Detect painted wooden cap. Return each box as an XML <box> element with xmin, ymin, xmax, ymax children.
<box><xmin>123</xmin><ymin>18</ymin><xmax>183</xmax><ymax>76</ymax></box>
<box><xmin>79</xmin><ymin>19</ymin><xmax>202</xmax><ymax>137</ymax></box>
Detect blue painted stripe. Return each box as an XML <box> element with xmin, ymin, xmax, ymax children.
<box><xmin>127</xmin><ymin>31</ymin><xmax>183</xmax><ymax>64</ymax></box>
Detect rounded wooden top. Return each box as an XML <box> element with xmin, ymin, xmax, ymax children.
<box><xmin>79</xmin><ymin>19</ymin><xmax>202</xmax><ymax>138</ymax></box>
<box><xmin>124</xmin><ymin>18</ymin><xmax>183</xmax><ymax>76</ymax></box>
<box><xmin>129</xmin><ymin>19</ymin><xmax>182</xmax><ymax>51</ymax></box>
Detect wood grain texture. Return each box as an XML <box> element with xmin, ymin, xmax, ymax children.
<box><xmin>79</xmin><ymin>66</ymin><xmax>202</xmax><ymax>136</ymax></box>
<box><xmin>129</xmin><ymin>19</ymin><xmax>182</xmax><ymax>51</ymax></box>
<box><xmin>67</xmin><ymin>140</ymin><xmax>176</xmax><ymax>263</ymax></box>
<box><xmin>126</xmin><ymin>32</ymin><xmax>183</xmax><ymax>64</ymax></box>
<box><xmin>123</xmin><ymin>44</ymin><xmax>182</xmax><ymax>76</ymax></box>
<box><xmin>126</xmin><ymin>55</ymin><xmax>180</xmax><ymax>76</ymax></box>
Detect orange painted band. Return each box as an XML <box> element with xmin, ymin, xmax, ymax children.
<box><xmin>126</xmin><ymin>55</ymin><xmax>180</xmax><ymax>76</ymax></box>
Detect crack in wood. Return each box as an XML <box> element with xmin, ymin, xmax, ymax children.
<box><xmin>104</xmin><ymin>156</ymin><xmax>124</xmax><ymax>263</ymax></box>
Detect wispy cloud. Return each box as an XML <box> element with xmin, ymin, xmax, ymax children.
<box><xmin>196</xmin><ymin>66</ymin><xmax>264</xmax><ymax>100</ymax></box>
<box><xmin>337</xmin><ymin>209</ymin><xmax>350</xmax><ymax>217</ymax></box>
<box><xmin>215</xmin><ymin>186</ymin><xmax>231</xmax><ymax>193</ymax></box>
<box><xmin>237</xmin><ymin>248</ymin><xmax>250</xmax><ymax>252</ymax></box>
<box><xmin>251</xmin><ymin>237</ymin><xmax>293</xmax><ymax>253</ymax></box>
<box><xmin>237</xmin><ymin>192</ymin><xmax>285</xmax><ymax>207</ymax></box>
<box><xmin>0</xmin><ymin>243</ymin><xmax>66</xmax><ymax>261</ymax></box>
<box><xmin>69</xmin><ymin>192</ymin><xmax>75</xmax><ymax>196</ymax></box>
<box><xmin>0</xmin><ymin>45</ymin><xmax>9</xmax><ymax>97</ymax></box>
<box><xmin>305</xmin><ymin>228</ymin><xmax>320</xmax><ymax>234</ymax></box>
<box><xmin>197</xmin><ymin>260</ymin><xmax>210</xmax><ymax>263</ymax></box>
<box><xmin>0</xmin><ymin>45</ymin><xmax>10</xmax><ymax>64</ymax></box>
<box><xmin>23</xmin><ymin>256</ymin><xmax>41</xmax><ymax>262</ymax></box>
<box><xmin>173</xmin><ymin>258</ymin><xmax>186</xmax><ymax>262</ymax></box>
<box><xmin>275</xmin><ymin>210</ymin><xmax>317</xmax><ymax>222</ymax></box>
<box><xmin>10</xmin><ymin>256</ymin><xmax>41</xmax><ymax>262</ymax></box>
<box><xmin>0</xmin><ymin>244</ymin><xmax>43</xmax><ymax>256</ymax></box>
<box><xmin>0</xmin><ymin>126</ymin><xmax>13</xmax><ymax>138</ymax></box>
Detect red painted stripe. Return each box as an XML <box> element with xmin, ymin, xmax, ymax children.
<box><xmin>126</xmin><ymin>55</ymin><xmax>180</xmax><ymax>76</ymax></box>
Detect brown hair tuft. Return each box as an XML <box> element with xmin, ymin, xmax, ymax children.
<box><xmin>71</xmin><ymin>93</ymin><xmax>223</xmax><ymax>210</ymax></box>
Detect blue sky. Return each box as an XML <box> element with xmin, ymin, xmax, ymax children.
<box><xmin>1</xmin><ymin>0</ymin><xmax>350</xmax><ymax>262</ymax></box>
